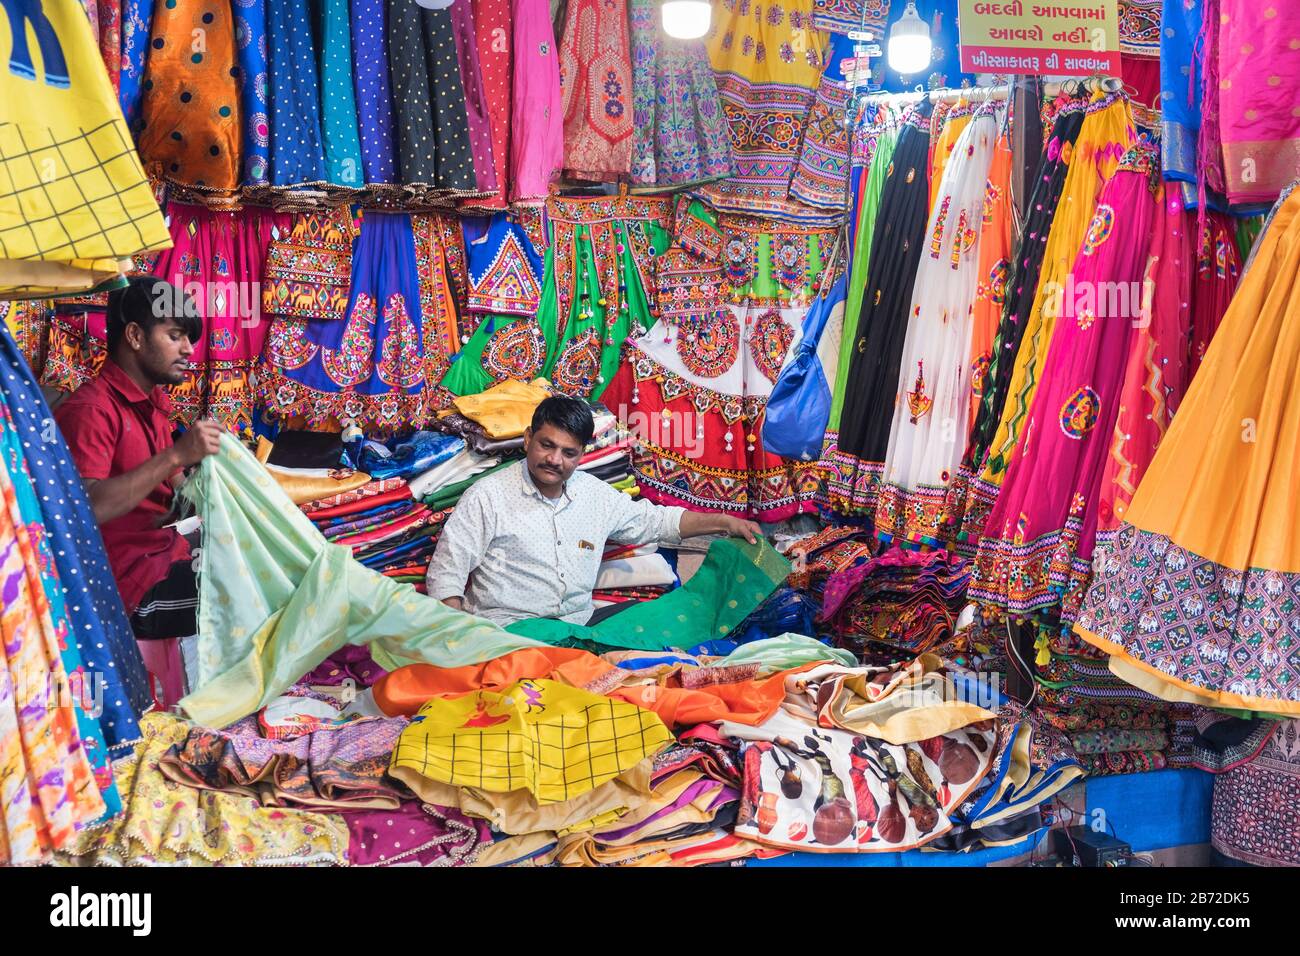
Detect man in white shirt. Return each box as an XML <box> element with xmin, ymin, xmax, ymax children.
<box><xmin>427</xmin><ymin>395</ymin><xmax>761</xmax><ymax>627</ymax></box>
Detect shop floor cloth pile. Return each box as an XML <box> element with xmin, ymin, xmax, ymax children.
<box><xmin>179</xmin><ymin>434</ymin><xmax>540</xmax><ymax>728</ymax></box>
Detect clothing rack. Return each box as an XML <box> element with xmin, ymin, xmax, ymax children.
<box><xmin>851</xmin><ymin>74</ymin><xmax>1125</xmax><ymax>106</ymax></box>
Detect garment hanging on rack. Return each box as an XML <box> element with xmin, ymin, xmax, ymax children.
<box><xmin>460</xmin><ymin>0</ymin><xmax>513</xmax><ymax>209</ymax></box>
<box><xmin>945</xmin><ymin>100</ymin><xmax>1086</xmax><ymax>550</ymax></box>
<box><xmin>828</xmin><ymin>105</ymin><xmax>933</xmax><ymax>516</ymax></box>
<box><xmin>352</xmin><ymin>0</ymin><xmax>398</xmax><ymax>185</ymax></box>
<box><xmin>700</xmin><ymin>0</ymin><xmax>830</xmax><ymax>222</ymax></box>
<box><xmin>318</xmin><ymin>0</ymin><xmax>366</xmax><ymax>189</ymax></box>
<box><xmin>788</xmin><ymin>31</ymin><xmax>855</xmax><ymax>210</ymax></box>
<box><xmin>970</xmin><ymin>145</ymin><xmax>1161</xmax><ymax>622</ymax></box>
<box><xmin>957</xmin><ymin>93</ymin><xmax>1136</xmax><ymax>547</ymax></box>
<box><xmin>1074</xmin><ymin>181</ymin><xmax>1300</xmax><ymax>715</ymax></box>
<box><xmin>233</xmin><ymin>0</ymin><xmax>271</xmax><ymax>186</ymax></box>
<box><xmin>508</xmin><ymin>0</ymin><xmax>564</xmax><ymax>203</ymax></box>
<box><xmin>874</xmin><ymin>106</ymin><xmax>1001</xmax><ymax>549</ymax></box>
<box><xmin>450</xmin><ymin>0</ymin><xmax>499</xmax><ymax>198</ymax></box>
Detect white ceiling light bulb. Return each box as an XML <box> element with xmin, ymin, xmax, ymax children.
<box><xmin>414</xmin><ymin>0</ymin><xmax>455</xmax><ymax>9</ymax></box>
<box><xmin>887</xmin><ymin>1</ymin><xmax>932</xmax><ymax>76</ymax></box>
<box><xmin>662</xmin><ymin>0</ymin><xmax>712</xmax><ymax>40</ymax></box>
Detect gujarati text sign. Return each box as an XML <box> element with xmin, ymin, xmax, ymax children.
<box><xmin>958</xmin><ymin>1</ymin><xmax>1120</xmax><ymax>76</ymax></box>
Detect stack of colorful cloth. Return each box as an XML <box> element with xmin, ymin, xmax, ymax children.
<box><xmin>592</xmin><ymin>544</ymin><xmax>677</xmax><ymax>608</ymax></box>
<box><xmin>433</xmin><ymin>378</ymin><xmax>553</xmax><ymax>455</ymax></box>
<box><xmin>818</xmin><ymin>547</ymin><xmax>973</xmax><ymax>662</ymax></box>
<box><xmin>1028</xmin><ymin>627</ymin><xmax>1198</xmax><ymax>776</ymax></box>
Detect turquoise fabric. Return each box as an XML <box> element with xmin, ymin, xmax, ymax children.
<box><xmin>711</xmin><ymin>633</ymin><xmax>857</xmax><ymax>671</ymax></box>
<box><xmin>178</xmin><ymin>434</ymin><xmax>540</xmax><ymax>727</ymax></box>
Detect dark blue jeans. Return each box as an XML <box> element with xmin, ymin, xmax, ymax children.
<box><xmin>2</xmin><ymin>0</ymin><xmax>70</xmax><ymax>87</ymax></box>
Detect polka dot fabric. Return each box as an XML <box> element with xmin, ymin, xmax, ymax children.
<box><xmin>460</xmin><ymin>0</ymin><xmax>512</xmax><ymax>210</ymax></box>
<box><xmin>385</xmin><ymin>0</ymin><xmax>477</xmax><ymax>195</ymax></box>
<box><xmin>351</xmin><ymin>0</ymin><xmax>398</xmax><ymax>183</ymax></box>
<box><xmin>318</xmin><ymin>0</ymin><xmax>367</xmax><ymax>187</ymax></box>
<box><xmin>449</xmin><ymin>0</ymin><xmax>499</xmax><ymax>197</ymax></box>
<box><xmin>137</xmin><ymin>0</ymin><xmax>244</xmax><ymax>192</ymax></box>
<box><xmin>232</xmin><ymin>0</ymin><xmax>271</xmax><ymax>185</ymax></box>
<box><xmin>267</xmin><ymin>0</ymin><xmax>328</xmax><ymax>185</ymax></box>
<box><xmin>0</xmin><ymin>323</ymin><xmax>148</xmax><ymax>750</ymax></box>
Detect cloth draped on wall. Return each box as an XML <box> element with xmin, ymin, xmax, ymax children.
<box><xmin>449</xmin><ymin>0</ymin><xmax>499</xmax><ymax>197</ymax></box>
<box><xmin>233</xmin><ymin>0</ymin><xmax>271</xmax><ymax>186</ymax></box>
<box><xmin>386</xmin><ymin>0</ymin><xmax>478</xmax><ymax>196</ymax></box>
<box><xmin>136</xmin><ymin>0</ymin><xmax>243</xmax><ymax>194</ymax></box>
<box><xmin>267</xmin><ymin>0</ymin><xmax>327</xmax><ymax>186</ymax></box>
<box><xmin>1074</xmin><ymin>182</ymin><xmax>1300</xmax><ymax>715</ymax></box>
<box><xmin>604</xmin><ymin>205</ymin><xmax>830</xmax><ymax>520</ymax></box>
<box><xmin>701</xmin><ymin>0</ymin><xmax>830</xmax><ymax>221</ymax></box>
<box><xmin>260</xmin><ymin>211</ymin><xmax>462</xmax><ymax>433</ymax></box>
<box><xmin>788</xmin><ymin>31</ymin><xmax>854</xmax><ymax>210</ymax></box>
<box><xmin>147</xmin><ymin>202</ymin><xmax>290</xmax><ymax>432</ymax></box>
<box><xmin>462</xmin><ymin>0</ymin><xmax>513</xmax><ymax>209</ymax></box>
<box><xmin>318</xmin><ymin>0</ymin><xmax>366</xmax><ymax>188</ymax></box>
<box><xmin>0</xmin><ymin>0</ymin><xmax>170</xmax><ymax>297</ymax></box>
<box><xmin>557</xmin><ymin>0</ymin><xmax>634</xmax><ymax>180</ymax></box>
<box><xmin>178</xmin><ymin>433</ymin><xmax>540</xmax><ymax>729</ymax></box>
<box><xmin>540</xmin><ymin>195</ymin><xmax>670</xmax><ymax>399</ymax></box>
<box><xmin>1159</xmin><ymin>0</ymin><xmax>1201</xmax><ymax>190</ymax></box>
<box><xmin>508</xmin><ymin>0</ymin><xmax>563</xmax><ymax>203</ymax></box>
<box><xmin>1215</xmin><ymin>1</ymin><xmax>1300</xmax><ymax>208</ymax></box>
<box><xmin>118</xmin><ymin>0</ymin><xmax>155</xmax><ymax>131</ymax></box>
<box><xmin>352</xmin><ymin>0</ymin><xmax>398</xmax><ymax>184</ymax></box>
<box><xmin>628</xmin><ymin>0</ymin><xmax>732</xmax><ymax>189</ymax></box>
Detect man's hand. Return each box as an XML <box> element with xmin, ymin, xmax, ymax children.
<box><xmin>172</xmin><ymin>419</ymin><xmax>223</xmax><ymax>469</ymax></box>
<box><xmin>720</xmin><ymin>515</ymin><xmax>762</xmax><ymax>545</ymax></box>
<box><xmin>441</xmin><ymin>596</ymin><xmax>466</xmax><ymax>612</ymax></box>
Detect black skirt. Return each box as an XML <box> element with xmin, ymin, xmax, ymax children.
<box><xmin>836</xmin><ymin>103</ymin><xmax>934</xmax><ymax>464</ymax></box>
<box><xmin>386</xmin><ymin>0</ymin><xmax>477</xmax><ymax>193</ymax></box>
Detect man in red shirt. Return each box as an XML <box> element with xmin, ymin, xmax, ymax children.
<box><xmin>56</xmin><ymin>277</ymin><xmax>223</xmax><ymax>644</ymax></box>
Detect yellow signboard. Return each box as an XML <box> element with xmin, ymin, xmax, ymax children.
<box><xmin>957</xmin><ymin>1</ymin><xmax>1121</xmax><ymax>76</ymax></box>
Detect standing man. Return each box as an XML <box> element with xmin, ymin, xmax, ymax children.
<box><xmin>55</xmin><ymin>277</ymin><xmax>222</xmax><ymax>649</ymax></box>
<box><xmin>427</xmin><ymin>394</ymin><xmax>762</xmax><ymax>627</ymax></box>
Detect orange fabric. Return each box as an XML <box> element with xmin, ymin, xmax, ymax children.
<box><xmin>372</xmin><ymin>645</ymin><xmax>807</xmax><ymax>727</ymax></box>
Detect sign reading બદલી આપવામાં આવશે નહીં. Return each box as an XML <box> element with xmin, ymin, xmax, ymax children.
<box><xmin>956</xmin><ymin>0</ymin><xmax>1120</xmax><ymax>77</ymax></box>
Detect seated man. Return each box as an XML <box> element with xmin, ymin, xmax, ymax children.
<box><xmin>55</xmin><ymin>277</ymin><xmax>223</xmax><ymax>647</ymax></box>
<box><xmin>427</xmin><ymin>395</ymin><xmax>761</xmax><ymax>626</ymax></box>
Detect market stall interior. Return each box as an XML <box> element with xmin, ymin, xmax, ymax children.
<box><xmin>3</xmin><ymin>0</ymin><xmax>1299</xmax><ymax>868</ymax></box>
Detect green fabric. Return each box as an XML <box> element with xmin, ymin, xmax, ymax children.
<box><xmin>179</xmin><ymin>434</ymin><xmax>541</xmax><ymax>728</ymax></box>
<box><xmin>1235</xmin><ymin>214</ymin><xmax>1264</xmax><ymax>262</ymax></box>
<box><xmin>422</xmin><ymin>458</ymin><xmax>518</xmax><ymax>511</ymax></box>
<box><xmin>505</xmin><ymin>539</ymin><xmax>792</xmax><ymax>651</ymax></box>
<box><xmin>537</xmin><ymin>219</ymin><xmax>668</xmax><ymax>402</ymax></box>
<box><xmin>829</xmin><ymin>127</ymin><xmax>898</xmax><ymax>429</ymax></box>
<box><xmin>729</xmin><ymin>234</ymin><xmax>828</xmax><ymax>301</ymax></box>
<box><xmin>710</xmin><ymin>633</ymin><xmax>856</xmax><ymax>671</ymax></box>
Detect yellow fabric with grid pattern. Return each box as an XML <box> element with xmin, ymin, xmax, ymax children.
<box><xmin>389</xmin><ymin>678</ymin><xmax>673</xmax><ymax>805</ymax></box>
<box><xmin>0</xmin><ymin>0</ymin><xmax>170</xmax><ymax>296</ymax></box>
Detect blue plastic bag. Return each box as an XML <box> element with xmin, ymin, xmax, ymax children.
<box><xmin>761</xmin><ymin>276</ymin><xmax>845</xmax><ymax>461</ymax></box>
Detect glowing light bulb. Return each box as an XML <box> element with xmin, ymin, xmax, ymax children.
<box><xmin>661</xmin><ymin>0</ymin><xmax>711</xmax><ymax>39</ymax></box>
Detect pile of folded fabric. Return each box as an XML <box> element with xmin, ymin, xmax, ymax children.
<box><xmin>432</xmin><ymin>377</ymin><xmax>552</xmax><ymax>455</ymax></box>
<box><xmin>592</xmin><ymin>543</ymin><xmax>677</xmax><ymax>609</ymax></box>
<box><xmin>818</xmin><ymin>547</ymin><xmax>973</xmax><ymax>662</ymax></box>
<box><xmin>1029</xmin><ymin>628</ymin><xmax>1199</xmax><ymax>776</ymax></box>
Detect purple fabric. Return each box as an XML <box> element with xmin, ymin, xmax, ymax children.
<box><xmin>352</xmin><ymin>0</ymin><xmax>397</xmax><ymax>182</ymax></box>
<box><xmin>304</xmin><ymin>644</ymin><xmax>389</xmax><ymax>688</ymax></box>
<box><xmin>341</xmin><ymin>801</ymin><xmax>492</xmax><ymax>866</ymax></box>
<box><xmin>593</xmin><ymin>777</ymin><xmax>736</xmax><ymax>843</ymax></box>
<box><xmin>450</xmin><ymin>0</ymin><xmax>498</xmax><ymax>195</ymax></box>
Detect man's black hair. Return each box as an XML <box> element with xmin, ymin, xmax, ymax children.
<box><xmin>529</xmin><ymin>394</ymin><xmax>595</xmax><ymax>446</ymax></box>
<box><xmin>105</xmin><ymin>276</ymin><xmax>202</xmax><ymax>352</ymax></box>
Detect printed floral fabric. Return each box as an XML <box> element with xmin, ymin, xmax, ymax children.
<box><xmin>557</xmin><ymin>0</ymin><xmax>633</xmax><ymax>179</ymax></box>
<box><xmin>628</xmin><ymin>0</ymin><xmax>731</xmax><ymax>188</ymax></box>
<box><xmin>58</xmin><ymin>713</ymin><xmax>351</xmax><ymax>866</ymax></box>
<box><xmin>158</xmin><ymin>717</ymin><xmax>412</xmax><ymax>810</ymax></box>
